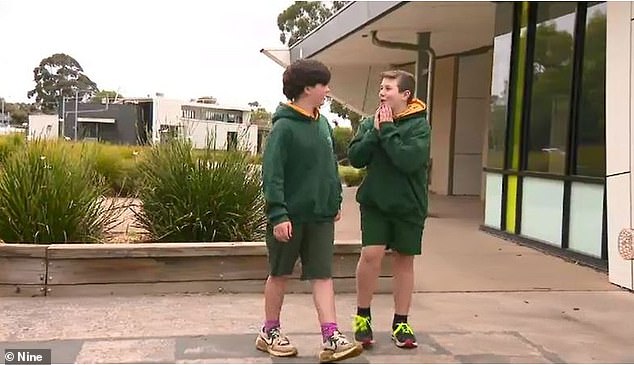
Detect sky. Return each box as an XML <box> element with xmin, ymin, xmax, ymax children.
<box><xmin>0</xmin><ymin>0</ymin><xmax>347</xmax><ymax>122</ymax></box>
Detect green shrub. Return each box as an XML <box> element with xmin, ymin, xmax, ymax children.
<box><xmin>92</xmin><ymin>143</ymin><xmax>143</xmax><ymax>197</ymax></box>
<box><xmin>0</xmin><ymin>140</ymin><xmax>119</xmax><ymax>243</ymax></box>
<box><xmin>135</xmin><ymin>139</ymin><xmax>266</xmax><ymax>242</ymax></box>
<box><xmin>192</xmin><ymin>149</ymin><xmax>262</xmax><ymax>165</ymax></box>
<box><xmin>339</xmin><ymin>165</ymin><xmax>366</xmax><ymax>187</ymax></box>
<box><xmin>0</xmin><ymin>133</ymin><xmax>26</xmax><ymax>165</ymax></box>
<box><xmin>333</xmin><ymin>127</ymin><xmax>353</xmax><ymax>161</ymax></box>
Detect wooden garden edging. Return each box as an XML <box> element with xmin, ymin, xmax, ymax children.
<box><xmin>0</xmin><ymin>241</ymin><xmax>392</xmax><ymax>297</ymax></box>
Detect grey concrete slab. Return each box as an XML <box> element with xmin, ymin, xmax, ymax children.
<box><xmin>74</xmin><ymin>339</ymin><xmax>175</xmax><ymax>364</ymax></box>
<box><xmin>1</xmin><ymin>191</ymin><xmax>632</xmax><ymax>364</ymax></box>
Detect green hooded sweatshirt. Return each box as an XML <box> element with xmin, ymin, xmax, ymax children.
<box><xmin>262</xmin><ymin>103</ymin><xmax>342</xmax><ymax>226</ymax></box>
<box><xmin>348</xmin><ymin>99</ymin><xmax>431</xmax><ymax>224</ymax></box>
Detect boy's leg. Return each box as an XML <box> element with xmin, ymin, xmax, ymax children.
<box><xmin>299</xmin><ymin>222</ymin><xmax>337</xmax><ymax>323</ymax></box>
<box><xmin>389</xmin><ymin>220</ymin><xmax>423</xmax><ymax>349</ymax></box>
<box><xmin>301</xmin><ymin>222</ymin><xmax>363</xmax><ymax>363</ymax></box>
<box><xmin>256</xmin><ymin>223</ymin><xmax>303</xmax><ymax>357</ymax></box>
<box><xmin>357</xmin><ymin>207</ymin><xmax>390</xmax><ymax>308</ymax></box>
<box><xmin>354</xmin><ymin>206</ymin><xmax>390</xmax><ymax>347</ymax></box>
<box><xmin>264</xmin><ymin>275</ymin><xmax>287</xmax><ymax>327</ymax></box>
<box><xmin>392</xmin><ymin>252</ymin><xmax>415</xmax><ymax>318</ymax></box>
<box><xmin>356</xmin><ymin>246</ymin><xmax>386</xmax><ymax>308</ymax></box>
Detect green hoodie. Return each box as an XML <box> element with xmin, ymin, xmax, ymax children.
<box><xmin>348</xmin><ymin>99</ymin><xmax>431</xmax><ymax>223</ymax></box>
<box><xmin>262</xmin><ymin>103</ymin><xmax>342</xmax><ymax>226</ymax></box>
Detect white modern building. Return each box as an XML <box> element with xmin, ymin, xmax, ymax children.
<box><xmin>180</xmin><ymin>102</ymin><xmax>257</xmax><ymax>153</ymax></box>
<box><xmin>27</xmin><ymin>114</ymin><xmax>58</xmax><ymax>140</ymax></box>
<box><xmin>122</xmin><ymin>95</ymin><xmax>258</xmax><ymax>153</ymax></box>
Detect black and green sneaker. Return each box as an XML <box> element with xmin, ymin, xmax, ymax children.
<box><xmin>353</xmin><ymin>315</ymin><xmax>374</xmax><ymax>347</ymax></box>
<box><xmin>392</xmin><ymin>322</ymin><xmax>418</xmax><ymax>349</ymax></box>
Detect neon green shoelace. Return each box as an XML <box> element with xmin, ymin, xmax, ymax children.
<box><xmin>393</xmin><ymin>322</ymin><xmax>414</xmax><ymax>336</ymax></box>
<box><xmin>353</xmin><ymin>315</ymin><xmax>371</xmax><ymax>332</ymax></box>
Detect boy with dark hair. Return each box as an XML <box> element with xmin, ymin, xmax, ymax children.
<box><xmin>348</xmin><ymin>70</ymin><xmax>431</xmax><ymax>349</ymax></box>
<box><xmin>256</xmin><ymin>59</ymin><xmax>363</xmax><ymax>363</ymax></box>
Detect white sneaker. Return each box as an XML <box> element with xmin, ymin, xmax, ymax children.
<box><xmin>319</xmin><ymin>330</ymin><xmax>363</xmax><ymax>363</ymax></box>
<box><xmin>255</xmin><ymin>327</ymin><xmax>298</xmax><ymax>357</ymax></box>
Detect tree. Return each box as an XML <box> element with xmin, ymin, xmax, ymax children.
<box><xmin>1</xmin><ymin>102</ymin><xmax>39</xmax><ymax>126</ymax></box>
<box><xmin>277</xmin><ymin>2</ymin><xmax>346</xmax><ymax>46</ymax></box>
<box><xmin>332</xmin><ymin>126</ymin><xmax>353</xmax><ymax>161</ymax></box>
<box><xmin>248</xmin><ymin>101</ymin><xmax>272</xmax><ymax>127</ymax></box>
<box><xmin>329</xmin><ymin>97</ymin><xmax>362</xmax><ymax>132</ymax></box>
<box><xmin>27</xmin><ymin>53</ymin><xmax>98</xmax><ymax>114</ymax></box>
<box><xmin>91</xmin><ymin>90</ymin><xmax>122</xmax><ymax>103</ymax></box>
<box><xmin>277</xmin><ymin>1</ymin><xmax>363</xmax><ymax>131</ymax></box>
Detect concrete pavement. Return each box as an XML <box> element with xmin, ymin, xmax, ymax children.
<box><xmin>1</xmin><ymin>188</ymin><xmax>632</xmax><ymax>363</ymax></box>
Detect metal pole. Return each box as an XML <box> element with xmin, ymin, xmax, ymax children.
<box><xmin>61</xmin><ymin>96</ymin><xmax>65</xmax><ymax>138</ymax></box>
<box><xmin>74</xmin><ymin>90</ymin><xmax>78</xmax><ymax>140</ymax></box>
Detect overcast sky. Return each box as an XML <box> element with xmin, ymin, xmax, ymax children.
<box><xmin>0</xmin><ymin>0</ymin><xmax>305</xmax><ymax>114</ymax></box>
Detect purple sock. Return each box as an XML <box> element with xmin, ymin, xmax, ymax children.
<box><xmin>264</xmin><ymin>319</ymin><xmax>280</xmax><ymax>333</ymax></box>
<box><xmin>321</xmin><ymin>322</ymin><xmax>338</xmax><ymax>342</ymax></box>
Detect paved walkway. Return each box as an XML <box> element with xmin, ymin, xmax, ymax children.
<box><xmin>1</xmin><ymin>188</ymin><xmax>633</xmax><ymax>363</ymax></box>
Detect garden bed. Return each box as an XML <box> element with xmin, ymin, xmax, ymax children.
<box><xmin>0</xmin><ymin>241</ymin><xmax>392</xmax><ymax>297</ymax></box>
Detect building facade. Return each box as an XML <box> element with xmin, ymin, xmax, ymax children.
<box><xmin>59</xmin><ymin>96</ymin><xmax>260</xmax><ymax>154</ymax></box>
<box><xmin>262</xmin><ymin>1</ymin><xmax>633</xmax><ymax>290</ymax></box>
<box><xmin>179</xmin><ymin>102</ymin><xmax>258</xmax><ymax>153</ymax></box>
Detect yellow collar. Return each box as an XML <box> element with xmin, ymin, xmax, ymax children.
<box><xmin>394</xmin><ymin>98</ymin><xmax>426</xmax><ymax>119</ymax></box>
<box><xmin>287</xmin><ymin>102</ymin><xmax>320</xmax><ymax>120</ymax></box>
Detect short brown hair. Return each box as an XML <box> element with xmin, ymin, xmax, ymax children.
<box><xmin>283</xmin><ymin>59</ymin><xmax>331</xmax><ymax>101</ymax></box>
<box><xmin>380</xmin><ymin>70</ymin><xmax>416</xmax><ymax>102</ymax></box>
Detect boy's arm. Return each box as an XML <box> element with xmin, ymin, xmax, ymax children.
<box><xmin>262</xmin><ymin>122</ymin><xmax>290</xmax><ymax>225</ymax></box>
<box><xmin>379</xmin><ymin>119</ymin><xmax>431</xmax><ymax>174</ymax></box>
<box><xmin>328</xmin><ymin>122</ymin><xmax>343</xmax><ymax>211</ymax></box>
<box><xmin>347</xmin><ymin>118</ymin><xmax>379</xmax><ymax>168</ymax></box>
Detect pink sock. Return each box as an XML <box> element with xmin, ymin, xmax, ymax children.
<box><xmin>321</xmin><ymin>322</ymin><xmax>338</xmax><ymax>342</ymax></box>
<box><xmin>264</xmin><ymin>319</ymin><xmax>280</xmax><ymax>333</ymax></box>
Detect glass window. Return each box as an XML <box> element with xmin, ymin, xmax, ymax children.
<box><xmin>521</xmin><ymin>177</ymin><xmax>564</xmax><ymax>246</ymax></box>
<box><xmin>227</xmin><ymin>131</ymin><xmax>238</xmax><ymax>150</ymax></box>
<box><xmin>526</xmin><ymin>3</ymin><xmax>577</xmax><ymax>174</ymax></box>
<box><xmin>568</xmin><ymin>182</ymin><xmax>603</xmax><ymax>257</ymax></box>
<box><xmin>484</xmin><ymin>173</ymin><xmax>504</xmax><ymax>229</ymax></box>
<box><xmin>487</xmin><ymin>2</ymin><xmax>514</xmax><ymax>169</ymax></box>
<box><xmin>575</xmin><ymin>2</ymin><xmax>606</xmax><ymax>177</ymax></box>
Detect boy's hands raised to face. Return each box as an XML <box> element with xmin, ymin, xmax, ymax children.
<box><xmin>374</xmin><ymin>103</ymin><xmax>393</xmax><ymax>130</ymax></box>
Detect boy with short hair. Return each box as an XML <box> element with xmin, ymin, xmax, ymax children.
<box><xmin>348</xmin><ymin>70</ymin><xmax>431</xmax><ymax>349</ymax></box>
<box><xmin>256</xmin><ymin>59</ymin><xmax>363</xmax><ymax>363</ymax></box>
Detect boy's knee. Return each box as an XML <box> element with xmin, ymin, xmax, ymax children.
<box><xmin>267</xmin><ymin>275</ymin><xmax>290</xmax><ymax>284</ymax></box>
<box><xmin>393</xmin><ymin>252</ymin><xmax>415</xmax><ymax>267</ymax></box>
<box><xmin>360</xmin><ymin>246</ymin><xmax>386</xmax><ymax>267</ymax></box>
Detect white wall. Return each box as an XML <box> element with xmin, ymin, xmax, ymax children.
<box><xmin>452</xmin><ymin>51</ymin><xmax>492</xmax><ymax>196</ymax></box>
<box><xmin>152</xmin><ymin>97</ymin><xmax>184</xmax><ymax>143</ymax></box>
<box><xmin>605</xmin><ymin>1</ymin><xmax>634</xmax><ymax>290</ymax></box>
<box><xmin>185</xmin><ymin>120</ymin><xmax>258</xmax><ymax>154</ymax></box>
<box><xmin>27</xmin><ymin>115</ymin><xmax>58</xmax><ymax>141</ymax></box>
<box><xmin>430</xmin><ymin>57</ymin><xmax>457</xmax><ymax>195</ymax></box>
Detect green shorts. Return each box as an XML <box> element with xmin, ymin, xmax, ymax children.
<box><xmin>266</xmin><ymin>221</ymin><xmax>334</xmax><ymax>280</ymax></box>
<box><xmin>360</xmin><ymin>206</ymin><xmax>423</xmax><ymax>255</ymax></box>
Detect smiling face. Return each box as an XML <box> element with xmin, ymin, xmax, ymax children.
<box><xmin>379</xmin><ymin>77</ymin><xmax>411</xmax><ymax>112</ymax></box>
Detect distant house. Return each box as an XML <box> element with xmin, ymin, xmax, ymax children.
<box><xmin>28</xmin><ymin>115</ymin><xmax>58</xmax><ymax>140</ymax></box>
<box><xmin>179</xmin><ymin>102</ymin><xmax>258</xmax><ymax>153</ymax></box>
<box><xmin>58</xmin><ymin>95</ymin><xmax>263</xmax><ymax>154</ymax></box>
<box><xmin>62</xmin><ymin>101</ymin><xmax>146</xmax><ymax>144</ymax></box>
<box><xmin>0</xmin><ymin>113</ymin><xmax>10</xmax><ymax>126</ymax></box>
